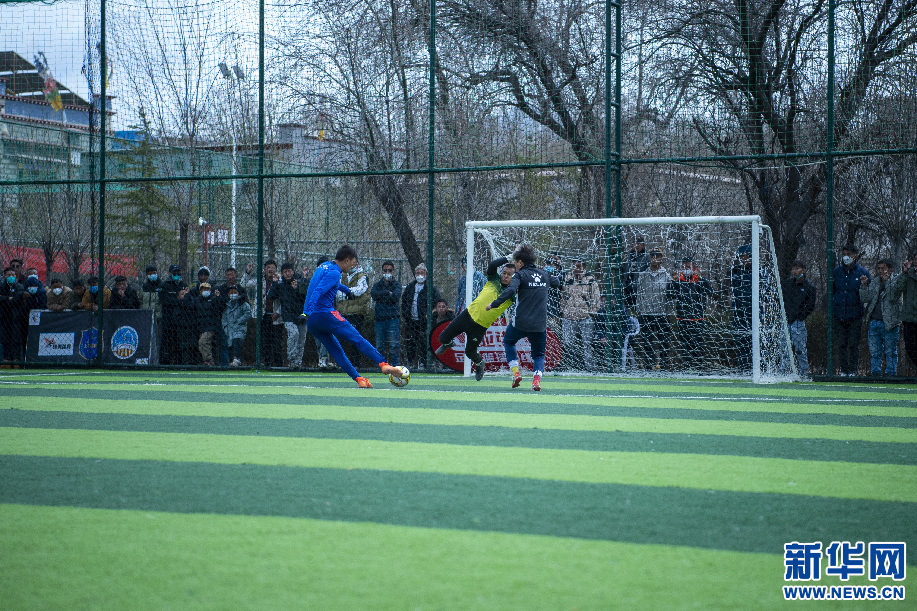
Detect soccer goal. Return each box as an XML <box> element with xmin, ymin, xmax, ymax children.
<box><xmin>461</xmin><ymin>216</ymin><xmax>798</xmax><ymax>383</ymax></box>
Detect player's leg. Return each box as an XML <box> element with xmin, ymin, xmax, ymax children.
<box><xmin>528</xmin><ymin>330</ymin><xmax>547</xmax><ymax>391</ymax></box>
<box><xmin>327</xmin><ymin>311</ymin><xmax>402</xmax><ymax>378</ymax></box>
<box><xmin>463</xmin><ymin>323</ymin><xmax>488</xmax><ymax>381</ymax></box>
<box><xmin>307</xmin><ymin>313</ymin><xmax>361</xmax><ymax>380</ymax></box>
<box><xmin>503</xmin><ymin>323</ymin><xmax>524</xmax><ymax>388</ymax></box>
<box><xmin>435</xmin><ymin>309</ymin><xmax>472</xmax><ymax>355</ymax></box>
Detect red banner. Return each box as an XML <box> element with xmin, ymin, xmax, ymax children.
<box><xmin>430</xmin><ymin>317</ymin><xmax>562</xmax><ymax>372</ymax></box>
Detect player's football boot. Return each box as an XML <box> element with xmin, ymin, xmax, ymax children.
<box><xmin>379</xmin><ymin>362</ymin><xmax>402</xmax><ymax>378</ymax></box>
<box><xmin>512</xmin><ymin>372</ymin><xmax>523</xmax><ymax>388</ymax></box>
<box><xmin>434</xmin><ymin>340</ymin><xmax>454</xmax><ymax>356</ymax></box>
<box><xmin>474</xmin><ymin>360</ymin><xmax>485</xmax><ymax>381</ymax></box>
<box><xmin>532</xmin><ymin>374</ymin><xmax>541</xmax><ymax>392</ymax></box>
<box><xmin>356</xmin><ymin>377</ymin><xmax>373</xmax><ymax>389</ymax></box>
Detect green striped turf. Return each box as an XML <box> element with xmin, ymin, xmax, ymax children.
<box><xmin>2</xmin><ymin>409</ymin><xmax>915</xmax><ymax>464</ymax></box>
<box><xmin>1</xmin><ymin>370</ymin><xmax>914</xmax><ymax>608</ymax></box>
<box><xmin>3</xmin><ymin>455</ymin><xmax>913</xmax><ymax>554</ymax></box>
<box><xmin>5</xmin><ymin>386</ymin><xmax>917</xmax><ymax>428</ymax></box>
<box><xmin>1</xmin><ymin>504</ymin><xmax>786</xmax><ymax>610</ymax></box>
<box><xmin>3</xmin><ymin>427</ymin><xmax>915</xmax><ymax>501</ymax></box>
<box><xmin>5</xmin><ymin>395</ymin><xmax>917</xmax><ymax>441</ymax></box>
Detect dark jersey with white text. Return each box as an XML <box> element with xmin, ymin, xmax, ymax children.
<box><xmin>490</xmin><ymin>264</ymin><xmax>560</xmax><ymax>332</ymax></box>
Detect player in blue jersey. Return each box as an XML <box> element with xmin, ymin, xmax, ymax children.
<box><xmin>302</xmin><ymin>245</ymin><xmax>404</xmax><ymax>388</ymax></box>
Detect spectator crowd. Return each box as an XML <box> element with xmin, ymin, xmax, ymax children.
<box><xmin>2</xmin><ymin>244</ymin><xmax>916</xmax><ymax>377</ymax></box>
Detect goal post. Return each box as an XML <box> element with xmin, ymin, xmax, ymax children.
<box><xmin>460</xmin><ymin>216</ymin><xmax>798</xmax><ymax>383</ymax></box>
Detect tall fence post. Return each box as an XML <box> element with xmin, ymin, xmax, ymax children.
<box><xmin>94</xmin><ymin>0</ymin><xmax>108</xmax><ymax>367</ymax></box>
<box><xmin>825</xmin><ymin>0</ymin><xmax>836</xmax><ymax>376</ymax></box>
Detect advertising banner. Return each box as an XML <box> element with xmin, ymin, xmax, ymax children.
<box><xmin>430</xmin><ymin>317</ymin><xmax>562</xmax><ymax>372</ymax></box>
<box><xmin>26</xmin><ymin>310</ymin><xmax>154</xmax><ymax>365</ymax></box>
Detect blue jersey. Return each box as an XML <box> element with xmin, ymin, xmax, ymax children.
<box><xmin>303</xmin><ymin>261</ymin><xmax>351</xmax><ymax>316</ymax></box>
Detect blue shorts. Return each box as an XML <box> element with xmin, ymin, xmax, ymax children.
<box><xmin>307</xmin><ymin>310</ymin><xmax>384</xmax><ymax>379</ymax></box>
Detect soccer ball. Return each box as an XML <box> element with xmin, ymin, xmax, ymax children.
<box><xmin>389</xmin><ymin>366</ymin><xmax>410</xmax><ymax>387</ymax></box>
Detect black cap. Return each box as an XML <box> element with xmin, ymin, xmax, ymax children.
<box><xmin>649</xmin><ymin>248</ymin><xmax>663</xmax><ymax>256</ymax></box>
<box><xmin>145</xmin><ymin>264</ymin><xmax>158</xmax><ymax>273</ymax></box>
<box><xmin>169</xmin><ymin>264</ymin><xmax>181</xmax><ymax>273</ymax></box>
<box><xmin>681</xmin><ymin>256</ymin><xmax>694</xmax><ymax>263</ymax></box>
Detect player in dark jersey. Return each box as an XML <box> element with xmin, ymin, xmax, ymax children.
<box><xmin>487</xmin><ymin>245</ymin><xmax>560</xmax><ymax>391</ymax></box>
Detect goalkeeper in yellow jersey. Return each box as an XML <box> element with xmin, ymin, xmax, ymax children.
<box><xmin>434</xmin><ymin>256</ymin><xmax>517</xmax><ymax>380</ymax></box>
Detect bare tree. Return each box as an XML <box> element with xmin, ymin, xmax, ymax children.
<box><xmin>111</xmin><ymin>0</ymin><xmax>219</xmax><ymax>272</ymax></box>
<box><xmin>439</xmin><ymin>0</ymin><xmax>609</xmax><ymax>217</ymax></box>
<box><xmin>648</xmin><ymin>0</ymin><xmax>917</xmax><ymax>275</ymax></box>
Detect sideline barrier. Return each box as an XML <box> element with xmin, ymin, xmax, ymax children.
<box><xmin>26</xmin><ymin>310</ymin><xmax>155</xmax><ymax>365</ymax></box>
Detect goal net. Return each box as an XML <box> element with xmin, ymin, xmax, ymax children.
<box><xmin>460</xmin><ymin>216</ymin><xmax>798</xmax><ymax>383</ymax></box>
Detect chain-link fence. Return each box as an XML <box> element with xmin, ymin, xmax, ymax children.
<box><xmin>1</xmin><ymin>0</ymin><xmax>915</xmax><ymax>375</ymax></box>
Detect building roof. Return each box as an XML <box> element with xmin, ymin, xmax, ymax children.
<box><xmin>0</xmin><ymin>51</ymin><xmax>90</xmax><ymax>108</ymax></box>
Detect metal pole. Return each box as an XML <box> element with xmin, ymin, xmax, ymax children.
<box><xmin>751</xmin><ymin>219</ymin><xmax>761</xmax><ymax>382</ymax></box>
<box><xmin>463</xmin><ymin>224</ymin><xmax>475</xmax><ymax>377</ymax></box>
<box><xmin>825</xmin><ymin>0</ymin><xmax>836</xmax><ymax>377</ymax></box>
<box><xmin>229</xmin><ymin>79</ymin><xmax>238</xmax><ymax>268</ymax></box>
<box><xmin>255</xmin><ymin>0</ymin><xmax>265</xmax><ymax>369</ymax></box>
<box><xmin>426</xmin><ymin>0</ymin><xmax>436</xmax><ymax>371</ymax></box>
<box><xmin>95</xmin><ymin>0</ymin><xmax>108</xmax><ymax>367</ymax></box>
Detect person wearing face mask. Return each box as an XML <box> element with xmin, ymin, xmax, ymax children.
<box><xmin>370</xmin><ymin>260</ymin><xmax>402</xmax><ymax>367</ymax></box>
<box><xmin>8</xmin><ymin>259</ymin><xmax>25</xmax><ymax>284</ymax></box>
<box><xmin>80</xmin><ymin>276</ymin><xmax>111</xmax><ymax>312</ymax></box>
<box><xmin>400</xmin><ymin>262</ymin><xmax>442</xmax><ymax>371</ymax></box>
<box><xmin>141</xmin><ymin>265</ymin><xmax>163</xmax><ymax>314</ymax></box>
<box><xmin>140</xmin><ymin>266</ymin><xmax>163</xmax><ymax>363</ymax></box>
<box><xmin>19</xmin><ymin>276</ymin><xmax>47</xmax><ymax>363</ymax></box>
<box><xmin>214</xmin><ymin>266</ymin><xmax>247</xmax><ymax>367</ymax></box>
<box><xmin>221</xmin><ymin>285</ymin><xmax>251</xmax><ymax>366</ymax></box>
<box><xmin>0</xmin><ymin>266</ymin><xmax>26</xmax><ymax>362</ymax></box>
<box><xmin>46</xmin><ymin>278</ymin><xmax>73</xmax><ymax>313</ymax></box>
<box><xmin>160</xmin><ymin>264</ymin><xmax>189</xmax><ymax>365</ymax></box>
<box><xmin>24</xmin><ymin>268</ymin><xmax>46</xmax><ymax>296</ymax></box>
<box><xmin>782</xmin><ymin>261</ymin><xmax>818</xmax><ymax>378</ymax></box>
<box><xmin>23</xmin><ymin>276</ymin><xmax>48</xmax><ymax>310</ymax></box>
<box><xmin>187</xmin><ymin>281</ymin><xmax>221</xmax><ymax>365</ymax></box>
<box><xmin>833</xmin><ymin>245</ymin><xmax>870</xmax><ymax>376</ymax></box>
<box><xmin>860</xmin><ymin>259</ymin><xmax>901</xmax><ymax>376</ymax></box>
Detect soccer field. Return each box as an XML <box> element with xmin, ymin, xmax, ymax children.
<box><xmin>1</xmin><ymin>370</ymin><xmax>914</xmax><ymax>609</ymax></box>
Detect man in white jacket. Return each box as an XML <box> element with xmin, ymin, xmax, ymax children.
<box><xmin>634</xmin><ymin>247</ymin><xmax>673</xmax><ymax>370</ymax></box>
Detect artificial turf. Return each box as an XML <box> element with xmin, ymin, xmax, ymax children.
<box><xmin>1</xmin><ymin>370</ymin><xmax>915</xmax><ymax>608</ymax></box>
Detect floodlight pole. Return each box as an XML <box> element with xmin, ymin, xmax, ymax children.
<box><xmin>220</xmin><ymin>62</ymin><xmax>242</xmax><ymax>268</ymax></box>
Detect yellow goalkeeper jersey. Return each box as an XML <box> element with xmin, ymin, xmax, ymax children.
<box><xmin>466</xmin><ymin>278</ymin><xmax>513</xmax><ymax>328</ymax></box>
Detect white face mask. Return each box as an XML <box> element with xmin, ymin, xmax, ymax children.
<box><xmin>229</xmin><ymin>293</ymin><xmax>241</xmax><ymax>301</ymax></box>
<box><xmin>27</xmin><ymin>287</ymin><xmax>38</xmax><ymax>295</ymax></box>
<box><xmin>842</xmin><ymin>255</ymin><xmax>853</xmax><ymax>266</ymax></box>
<box><xmin>415</xmin><ymin>275</ymin><xmax>426</xmax><ymax>284</ymax></box>
<box><xmin>383</xmin><ymin>273</ymin><xmax>393</xmax><ymax>281</ymax></box>
<box><xmin>201</xmin><ymin>291</ymin><xmax>211</xmax><ymax>298</ymax></box>
<box><xmin>53</xmin><ymin>287</ymin><xmax>63</xmax><ymax>295</ymax></box>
